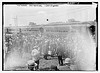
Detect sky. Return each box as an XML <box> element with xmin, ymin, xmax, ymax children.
<box><xmin>4</xmin><ymin>3</ymin><xmax>97</xmax><ymax>26</ymax></box>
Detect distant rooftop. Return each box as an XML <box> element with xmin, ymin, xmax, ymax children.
<box><xmin>42</xmin><ymin>21</ymin><xmax>94</xmax><ymax>26</ymax></box>
<box><xmin>4</xmin><ymin>21</ymin><xmax>95</xmax><ymax>28</ymax></box>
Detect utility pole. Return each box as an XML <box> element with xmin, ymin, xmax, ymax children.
<box><xmin>13</xmin><ymin>16</ymin><xmax>18</xmax><ymax>27</ymax></box>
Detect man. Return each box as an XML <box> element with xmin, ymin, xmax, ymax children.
<box><xmin>64</xmin><ymin>58</ymin><xmax>71</xmax><ymax>66</ymax></box>
<box><xmin>31</xmin><ymin>47</ymin><xmax>41</xmax><ymax>70</ymax></box>
<box><xmin>57</xmin><ymin>51</ymin><xmax>63</xmax><ymax>66</ymax></box>
<box><xmin>27</xmin><ymin>60</ymin><xmax>37</xmax><ymax>71</ymax></box>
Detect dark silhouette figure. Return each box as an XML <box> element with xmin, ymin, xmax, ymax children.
<box><xmin>58</xmin><ymin>55</ymin><xmax>63</xmax><ymax>66</ymax></box>
<box><xmin>35</xmin><ymin>60</ymin><xmax>39</xmax><ymax>69</ymax></box>
<box><xmin>57</xmin><ymin>51</ymin><xmax>63</xmax><ymax>66</ymax></box>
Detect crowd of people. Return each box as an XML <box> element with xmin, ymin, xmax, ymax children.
<box><xmin>4</xmin><ymin>21</ymin><xmax>96</xmax><ymax>70</ymax></box>
<box><xmin>4</xmin><ymin>30</ymin><xmax>74</xmax><ymax>71</ymax></box>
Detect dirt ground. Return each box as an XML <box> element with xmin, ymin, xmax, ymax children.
<box><xmin>7</xmin><ymin>56</ymin><xmax>70</xmax><ymax>71</ymax></box>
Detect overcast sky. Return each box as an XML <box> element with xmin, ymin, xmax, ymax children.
<box><xmin>4</xmin><ymin>3</ymin><xmax>97</xmax><ymax>26</ymax></box>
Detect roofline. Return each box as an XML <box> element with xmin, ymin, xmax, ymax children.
<box><xmin>4</xmin><ymin>21</ymin><xmax>94</xmax><ymax>28</ymax></box>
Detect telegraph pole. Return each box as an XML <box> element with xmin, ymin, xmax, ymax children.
<box><xmin>13</xmin><ymin>16</ymin><xmax>18</xmax><ymax>27</ymax></box>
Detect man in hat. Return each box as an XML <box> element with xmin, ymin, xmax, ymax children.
<box><xmin>64</xmin><ymin>58</ymin><xmax>71</xmax><ymax>67</ymax></box>
<box><xmin>31</xmin><ymin>46</ymin><xmax>41</xmax><ymax>70</ymax></box>
<box><xmin>27</xmin><ymin>60</ymin><xmax>37</xmax><ymax>71</ymax></box>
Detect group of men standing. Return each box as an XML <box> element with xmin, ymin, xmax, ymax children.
<box><xmin>27</xmin><ymin>46</ymin><xmax>70</xmax><ymax>71</ymax></box>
